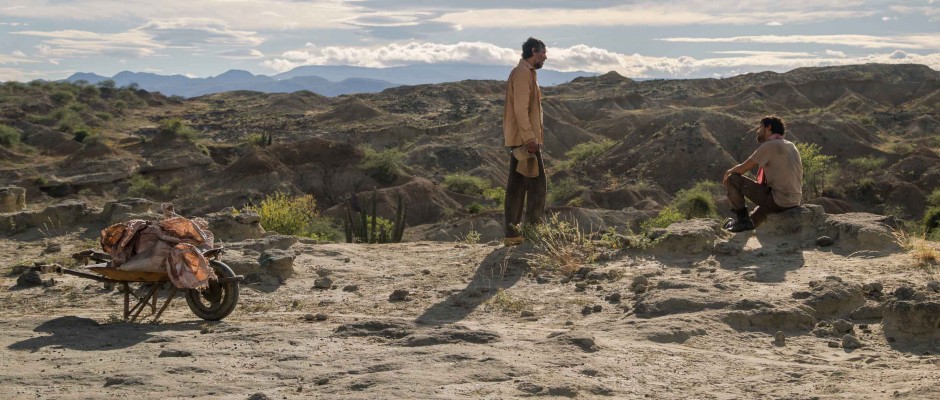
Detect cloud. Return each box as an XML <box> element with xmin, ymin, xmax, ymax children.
<box><xmin>766</xmin><ymin>21</ymin><xmax>783</xmax><ymax>26</ymax></box>
<box><xmin>218</xmin><ymin>48</ymin><xmax>265</xmax><ymax>60</ymax></box>
<box><xmin>434</xmin><ymin>2</ymin><xmax>876</xmax><ymax>27</ymax></box>
<box><xmin>0</xmin><ymin>51</ymin><xmax>39</xmax><ymax>64</ymax></box>
<box><xmin>262</xmin><ymin>40</ymin><xmax>940</xmax><ymax>78</ymax></box>
<box><xmin>15</xmin><ymin>29</ymin><xmax>163</xmax><ymax>57</ymax></box>
<box><xmin>660</xmin><ymin>34</ymin><xmax>940</xmax><ymax>49</ymax></box>
<box><xmin>0</xmin><ymin>0</ymin><xmax>360</xmax><ymax>30</ymax></box>
<box><xmin>137</xmin><ymin>18</ymin><xmax>263</xmax><ymax>47</ymax></box>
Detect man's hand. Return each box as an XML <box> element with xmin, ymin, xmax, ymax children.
<box><xmin>526</xmin><ymin>141</ymin><xmax>540</xmax><ymax>153</ymax></box>
<box><xmin>722</xmin><ymin>169</ymin><xmax>734</xmax><ymax>186</ymax></box>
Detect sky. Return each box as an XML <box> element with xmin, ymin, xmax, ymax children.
<box><xmin>1</xmin><ymin>0</ymin><xmax>938</xmax><ymax>81</ymax></box>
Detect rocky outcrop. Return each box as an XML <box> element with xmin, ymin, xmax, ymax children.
<box><xmin>758</xmin><ymin>204</ymin><xmax>826</xmax><ymax>237</ymax></box>
<box><xmin>222</xmin><ymin>235</ymin><xmax>298</xmax><ymax>280</ymax></box>
<box><xmin>883</xmin><ymin>297</ymin><xmax>940</xmax><ymax>344</ymax></box>
<box><xmin>649</xmin><ymin>219</ymin><xmax>722</xmax><ymax>255</ymax></box>
<box><xmin>2</xmin><ymin>200</ymin><xmax>92</xmax><ymax>235</ymax></box>
<box><xmin>822</xmin><ymin>213</ymin><xmax>901</xmax><ymax>253</ymax></box>
<box><xmin>205</xmin><ymin>208</ymin><xmax>265</xmax><ymax>241</ymax></box>
<box><xmin>0</xmin><ymin>186</ymin><xmax>26</xmax><ymax>213</ymax></box>
<box><xmin>99</xmin><ymin>198</ymin><xmax>159</xmax><ymax>224</ymax></box>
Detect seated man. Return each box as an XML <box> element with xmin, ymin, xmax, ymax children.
<box><xmin>722</xmin><ymin>116</ymin><xmax>803</xmax><ymax>232</ymax></box>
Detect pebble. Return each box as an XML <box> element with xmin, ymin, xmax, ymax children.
<box><xmin>41</xmin><ymin>278</ymin><xmax>56</xmax><ymax>288</ymax></box>
<box><xmin>421</xmin><ymin>269</ymin><xmax>431</xmax><ymax>275</ymax></box>
<box><xmin>605</xmin><ymin>292</ymin><xmax>622</xmax><ymax>303</ymax></box>
<box><xmin>774</xmin><ymin>331</ymin><xmax>786</xmax><ymax>345</ymax></box>
<box><xmin>816</xmin><ymin>236</ymin><xmax>834</xmax><ymax>246</ymax></box>
<box><xmin>158</xmin><ymin>350</ymin><xmax>192</xmax><ymax>358</ymax></box>
<box><xmin>312</xmin><ymin>277</ymin><xmax>333</xmax><ymax>290</ymax></box>
<box><xmin>927</xmin><ymin>281</ymin><xmax>940</xmax><ymax>293</ymax></box>
<box><xmin>315</xmin><ymin>313</ymin><xmax>328</xmax><ymax>321</ymax></box>
<box><xmin>827</xmin><ymin>341</ymin><xmax>840</xmax><ymax>348</ymax></box>
<box><xmin>564</xmin><ymin>321</ymin><xmax>574</xmax><ymax>326</ymax></box>
<box><xmin>520</xmin><ymin>310</ymin><xmax>535</xmax><ymax>318</ymax></box>
<box><xmin>831</xmin><ymin>319</ymin><xmax>854</xmax><ymax>334</ymax></box>
<box><xmin>631</xmin><ymin>275</ymin><xmax>649</xmax><ymax>287</ymax></box>
<box><xmin>389</xmin><ymin>289</ymin><xmax>409</xmax><ymax>301</ymax></box>
<box><xmin>342</xmin><ymin>285</ymin><xmax>359</xmax><ymax>292</ymax></box>
<box><xmin>592</xmin><ymin>305</ymin><xmax>602</xmax><ymax>313</ymax></box>
<box><xmin>893</xmin><ymin>285</ymin><xmax>916</xmax><ymax>300</ymax></box>
<box><xmin>44</xmin><ymin>243</ymin><xmax>62</xmax><ymax>253</ymax></box>
<box><xmin>248</xmin><ymin>393</ymin><xmax>270</xmax><ymax>400</ymax></box>
<box><xmin>581</xmin><ymin>306</ymin><xmax>593</xmax><ymax>315</ymax></box>
<box><xmin>343</xmin><ymin>258</ymin><xmax>350</xmax><ymax>263</ymax></box>
<box><xmin>632</xmin><ymin>284</ymin><xmax>647</xmax><ymax>294</ymax></box>
<box><xmin>315</xmin><ymin>378</ymin><xmax>330</xmax><ymax>385</ymax></box>
<box><xmin>304</xmin><ymin>314</ymin><xmax>316</xmax><ymax>321</ymax></box>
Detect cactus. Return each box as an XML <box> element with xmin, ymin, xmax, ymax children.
<box><xmin>343</xmin><ymin>188</ymin><xmax>407</xmax><ymax>244</ymax></box>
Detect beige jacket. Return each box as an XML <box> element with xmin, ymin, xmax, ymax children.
<box><xmin>503</xmin><ymin>59</ymin><xmax>543</xmax><ymax>147</ymax></box>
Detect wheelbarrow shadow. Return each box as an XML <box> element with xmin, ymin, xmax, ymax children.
<box><xmin>7</xmin><ymin>316</ymin><xmax>203</xmax><ymax>353</ymax></box>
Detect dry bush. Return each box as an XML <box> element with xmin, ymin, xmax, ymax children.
<box><xmin>525</xmin><ymin>214</ymin><xmax>597</xmax><ymax>276</ymax></box>
<box><xmin>894</xmin><ymin>230</ymin><xmax>939</xmax><ymax>268</ymax></box>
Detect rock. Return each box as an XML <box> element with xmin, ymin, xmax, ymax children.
<box><xmin>803</xmin><ymin>279</ymin><xmax>865</xmax><ymax>318</ymax></box>
<box><xmin>342</xmin><ymin>285</ymin><xmax>359</xmax><ymax>292</ymax></box>
<box><xmin>421</xmin><ymin>269</ymin><xmax>431</xmax><ymax>275</ymax></box>
<box><xmin>3</xmin><ymin>200</ymin><xmax>91</xmax><ymax>235</ymax></box>
<box><xmin>592</xmin><ymin>305</ymin><xmax>602</xmax><ymax>313</ymax></box>
<box><xmin>43</xmin><ymin>243</ymin><xmax>62</xmax><ymax>254</ymax></box>
<box><xmin>822</xmin><ymin>213</ymin><xmax>901</xmax><ymax>253</ymax></box>
<box><xmin>304</xmin><ymin>314</ymin><xmax>315</xmax><ymax>321</ymax></box>
<box><xmin>849</xmin><ymin>302</ymin><xmax>885</xmax><ymax>320</ymax></box>
<box><xmin>42</xmin><ymin>278</ymin><xmax>56</xmax><ymax>288</ymax></box>
<box><xmin>313</xmin><ymin>277</ymin><xmax>333</xmax><ymax>290</ymax></box>
<box><xmin>632</xmin><ymin>284</ymin><xmax>647</xmax><ymax>294</ymax></box>
<box><xmin>103</xmin><ymin>376</ymin><xmax>143</xmax><ymax>387</ymax></box>
<box><xmin>520</xmin><ymin>310</ymin><xmax>536</xmax><ymax>318</ymax></box>
<box><xmin>842</xmin><ymin>334</ymin><xmax>862</xmax><ymax>349</ymax></box>
<box><xmin>605</xmin><ymin>292</ymin><xmax>622</xmax><ymax>303</ymax></box>
<box><xmin>883</xmin><ymin>298</ymin><xmax>940</xmax><ymax>344</ymax></box>
<box><xmin>791</xmin><ymin>291</ymin><xmax>812</xmax><ymax>299</ymax></box>
<box><xmin>648</xmin><ymin>219</ymin><xmax>721</xmax><ymax>255</ymax></box>
<box><xmin>205</xmin><ymin>208</ymin><xmax>265</xmax><ymax>241</ymax></box>
<box><xmin>631</xmin><ymin>275</ymin><xmax>649</xmax><ymax>287</ymax></box>
<box><xmin>722</xmin><ymin>307</ymin><xmax>817</xmax><ymax>332</ymax></box>
<box><xmin>0</xmin><ymin>186</ymin><xmax>27</xmax><ymax>213</ymax></box>
<box><xmin>238</xmin><ymin>235</ymin><xmax>298</xmax><ymax>253</ymax></box>
<box><xmin>581</xmin><ymin>306</ymin><xmax>593</xmax><ymax>315</ymax></box>
<box><xmin>248</xmin><ymin>393</ymin><xmax>271</xmax><ymax>400</ymax></box>
<box><xmin>759</xmin><ymin>205</ymin><xmax>826</xmax><ymax>236</ymax></box>
<box><xmin>774</xmin><ymin>331</ymin><xmax>786</xmax><ymax>345</ymax></box>
<box><xmin>158</xmin><ymin>350</ymin><xmax>192</xmax><ymax>357</ymax></box>
<box><xmin>927</xmin><ymin>281</ymin><xmax>940</xmax><ymax>293</ymax></box>
<box><xmin>259</xmin><ymin>249</ymin><xmax>295</xmax><ymax>280</ymax></box>
<box><xmin>99</xmin><ymin>198</ymin><xmax>159</xmax><ymax>224</ymax></box>
<box><xmin>315</xmin><ymin>313</ymin><xmax>328</xmax><ymax>321</ymax></box>
<box><xmin>389</xmin><ymin>289</ymin><xmax>409</xmax><ymax>301</ymax></box>
<box><xmin>831</xmin><ymin>319</ymin><xmax>854</xmax><ymax>334</ymax></box>
<box><xmin>893</xmin><ymin>285</ymin><xmax>916</xmax><ymax>300</ymax></box>
<box><xmin>551</xmin><ymin>331</ymin><xmax>599</xmax><ymax>352</ymax></box>
<box><xmin>713</xmin><ymin>241</ymin><xmax>740</xmax><ymax>255</ymax></box>
<box><xmin>816</xmin><ymin>236</ymin><xmax>834</xmax><ymax>246</ymax></box>
<box><xmin>645</xmin><ymin>326</ymin><xmax>707</xmax><ymax>344</ymax></box>
<box><xmin>16</xmin><ymin>271</ymin><xmax>42</xmax><ymax>287</ymax></box>
<box><xmin>827</xmin><ymin>340</ymin><xmax>840</xmax><ymax>348</ymax></box>
<box><xmin>870</xmin><ymin>282</ymin><xmax>884</xmax><ymax>293</ymax></box>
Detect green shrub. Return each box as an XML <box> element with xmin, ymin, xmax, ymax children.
<box><xmin>244</xmin><ymin>192</ymin><xmax>340</xmax><ymax>241</ymax></box>
<box><xmin>925</xmin><ymin>207</ymin><xmax>940</xmax><ymax>241</ymax></box>
<box><xmin>358</xmin><ymin>146</ymin><xmax>405</xmax><ymax>183</ymax></box>
<box><xmin>888</xmin><ymin>142</ymin><xmax>913</xmax><ymax>156</ymax></box>
<box><xmin>640</xmin><ymin>206</ymin><xmax>684</xmax><ymax>233</ymax></box>
<box><xmin>847</xmin><ymin>156</ymin><xmax>886</xmax><ymax>172</ymax></box>
<box><xmin>927</xmin><ymin>188</ymin><xmax>940</xmax><ymax>208</ymax></box>
<box><xmin>524</xmin><ymin>214</ymin><xmax>597</xmax><ymax>277</ymax></box>
<box><xmin>672</xmin><ymin>187</ymin><xmax>717</xmax><ymax>219</ymax></box>
<box><xmin>443</xmin><ymin>173</ymin><xmax>489</xmax><ymax>195</ymax></box>
<box><xmin>158</xmin><ymin>118</ymin><xmax>200</xmax><ymax>142</ymax></box>
<box><xmin>565</xmin><ymin>139</ymin><xmax>615</xmax><ymax>164</ymax></box>
<box><xmin>483</xmin><ymin>187</ymin><xmax>505</xmax><ymax>206</ymax></box>
<box><xmin>0</xmin><ymin>125</ymin><xmax>20</xmax><ymax>148</ymax></box>
<box><xmin>50</xmin><ymin>91</ymin><xmax>75</xmax><ymax>105</ymax></box>
<box><xmin>73</xmin><ymin>129</ymin><xmax>92</xmax><ymax>143</ymax></box>
<box><xmin>549</xmin><ymin>177</ymin><xmax>586</xmax><ymax>205</ymax></box>
<box><xmin>126</xmin><ymin>175</ymin><xmax>177</xmax><ymax>200</ymax></box>
<box><xmin>466</xmin><ymin>203</ymin><xmax>484</xmax><ymax>214</ymax></box>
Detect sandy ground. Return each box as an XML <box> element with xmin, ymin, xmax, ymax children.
<box><xmin>1</xmin><ymin>232</ymin><xmax>939</xmax><ymax>400</ymax></box>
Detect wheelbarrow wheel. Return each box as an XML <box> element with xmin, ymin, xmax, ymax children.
<box><xmin>185</xmin><ymin>260</ymin><xmax>239</xmax><ymax>321</ymax></box>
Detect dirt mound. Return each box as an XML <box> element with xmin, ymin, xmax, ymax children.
<box><xmin>822</xmin><ymin>213</ymin><xmax>901</xmax><ymax>253</ymax></box>
<box><xmin>648</xmin><ymin>219</ymin><xmax>722</xmax><ymax>255</ymax></box>
<box><xmin>883</xmin><ymin>296</ymin><xmax>940</xmax><ymax>344</ymax></box>
<box><xmin>21</xmin><ymin>126</ymin><xmax>83</xmax><ymax>156</ymax></box>
<box><xmin>317</xmin><ymin>99</ymin><xmax>385</xmax><ymax>123</ymax></box>
<box><xmin>803</xmin><ymin>278</ymin><xmax>866</xmax><ymax>318</ymax></box>
<box><xmin>722</xmin><ymin>307</ymin><xmax>817</xmax><ymax>332</ymax></box>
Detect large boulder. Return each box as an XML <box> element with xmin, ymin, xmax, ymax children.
<box><xmin>100</xmin><ymin>198</ymin><xmax>159</xmax><ymax>224</ymax></box>
<box><xmin>205</xmin><ymin>208</ymin><xmax>265</xmax><ymax>242</ymax></box>
<box><xmin>222</xmin><ymin>235</ymin><xmax>298</xmax><ymax>280</ymax></box>
<box><xmin>882</xmin><ymin>297</ymin><xmax>940</xmax><ymax>345</ymax></box>
<box><xmin>758</xmin><ymin>204</ymin><xmax>826</xmax><ymax>237</ymax></box>
<box><xmin>0</xmin><ymin>186</ymin><xmax>26</xmax><ymax>213</ymax></box>
<box><xmin>648</xmin><ymin>218</ymin><xmax>721</xmax><ymax>255</ymax></box>
<box><xmin>822</xmin><ymin>213</ymin><xmax>901</xmax><ymax>253</ymax></box>
<box><xmin>803</xmin><ymin>279</ymin><xmax>866</xmax><ymax>319</ymax></box>
<box><xmin>2</xmin><ymin>200</ymin><xmax>91</xmax><ymax>235</ymax></box>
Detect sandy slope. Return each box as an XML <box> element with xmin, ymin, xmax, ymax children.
<box><xmin>1</xmin><ymin>236</ymin><xmax>939</xmax><ymax>399</ymax></box>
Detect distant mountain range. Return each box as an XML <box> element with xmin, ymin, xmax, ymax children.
<box><xmin>64</xmin><ymin>64</ymin><xmax>596</xmax><ymax>98</ymax></box>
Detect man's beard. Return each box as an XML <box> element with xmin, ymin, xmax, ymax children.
<box><xmin>534</xmin><ymin>61</ymin><xmax>544</xmax><ymax>69</ymax></box>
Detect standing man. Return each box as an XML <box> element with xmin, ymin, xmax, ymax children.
<box><xmin>722</xmin><ymin>116</ymin><xmax>803</xmax><ymax>232</ymax></box>
<box><xmin>503</xmin><ymin>37</ymin><xmax>548</xmax><ymax>246</ymax></box>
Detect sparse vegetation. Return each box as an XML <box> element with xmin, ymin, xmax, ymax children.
<box><xmin>847</xmin><ymin>156</ymin><xmax>886</xmax><ymax>172</ymax></box>
<box><xmin>483</xmin><ymin>187</ymin><xmax>505</xmax><ymax>208</ymax></box>
<box><xmin>443</xmin><ymin>173</ymin><xmax>489</xmax><ymax>195</ymax></box>
<box><xmin>158</xmin><ymin>117</ymin><xmax>200</xmax><ymax>142</ymax></box>
<box><xmin>126</xmin><ymin>174</ymin><xmax>178</xmax><ymax>201</ymax></box>
<box><xmin>525</xmin><ymin>214</ymin><xmax>597</xmax><ymax>277</ymax></box>
<box><xmin>549</xmin><ymin>177</ymin><xmax>586</xmax><ymax>205</ymax></box>
<box><xmin>566</xmin><ymin>139</ymin><xmax>615</xmax><ymax>164</ymax></box>
<box><xmin>640</xmin><ymin>206</ymin><xmax>685</xmax><ymax>233</ymax></box>
<box><xmin>485</xmin><ymin>289</ymin><xmax>527</xmax><ymax>313</ymax></box>
<box><xmin>466</xmin><ymin>202</ymin><xmax>484</xmax><ymax>214</ymax></box>
<box><xmin>0</xmin><ymin>124</ymin><xmax>20</xmax><ymax>147</ymax></box>
<box><xmin>894</xmin><ymin>229</ymin><xmax>940</xmax><ymax>268</ymax></box>
<box><xmin>671</xmin><ymin>181</ymin><xmax>720</xmax><ymax>219</ymax></box>
<box><xmin>887</xmin><ymin>141</ymin><xmax>913</xmax><ymax>156</ymax></box>
<box><xmin>358</xmin><ymin>146</ymin><xmax>406</xmax><ymax>184</ymax></box>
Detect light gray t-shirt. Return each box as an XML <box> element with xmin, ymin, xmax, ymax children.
<box><xmin>748</xmin><ymin>139</ymin><xmax>803</xmax><ymax>207</ymax></box>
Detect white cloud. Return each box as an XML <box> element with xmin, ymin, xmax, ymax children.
<box><xmin>0</xmin><ymin>0</ymin><xmax>359</xmax><ymax>30</ymax></box>
<box><xmin>766</xmin><ymin>21</ymin><xmax>783</xmax><ymax>26</ymax></box>
<box><xmin>137</xmin><ymin>18</ymin><xmax>264</xmax><ymax>47</ymax></box>
<box><xmin>15</xmin><ymin>29</ymin><xmax>163</xmax><ymax>57</ymax></box>
<box><xmin>262</xmin><ymin>41</ymin><xmax>940</xmax><ymax>78</ymax></box>
<box><xmin>435</xmin><ymin>2</ymin><xmax>876</xmax><ymax>27</ymax></box>
<box><xmin>660</xmin><ymin>34</ymin><xmax>940</xmax><ymax>49</ymax></box>
<box><xmin>218</xmin><ymin>48</ymin><xmax>265</xmax><ymax>60</ymax></box>
<box><xmin>0</xmin><ymin>51</ymin><xmax>38</xmax><ymax>64</ymax></box>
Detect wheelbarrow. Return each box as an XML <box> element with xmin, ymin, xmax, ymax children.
<box><xmin>34</xmin><ymin>248</ymin><xmax>243</xmax><ymax>323</ymax></box>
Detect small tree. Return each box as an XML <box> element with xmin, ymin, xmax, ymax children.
<box><xmin>796</xmin><ymin>142</ymin><xmax>835</xmax><ymax>200</ymax></box>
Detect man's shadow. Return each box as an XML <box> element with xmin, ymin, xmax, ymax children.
<box><xmin>415</xmin><ymin>245</ymin><xmax>530</xmax><ymax>325</ymax></box>
<box><xmin>715</xmin><ymin>231</ymin><xmax>806</xmax><ymax>283</ymax></box>
<box><xmin>8</xmin><ymin>316</ymin><xmax>202</xmax><ymax>353</ymax></box>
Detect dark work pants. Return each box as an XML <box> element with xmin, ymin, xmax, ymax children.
<box><xmin>504</xmin><ymin>151</ymin><xmax>546</xmax><ymax>238</ymax></box>
<box><xmin>725</xmin><ymin>173</ymin><xmax>789</xmax><ymax>227</ymax></box>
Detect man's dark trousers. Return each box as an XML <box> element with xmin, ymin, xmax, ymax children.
<box><xmin>504</xmin><ymin>151</ymin><xmax>546</xmax><ymax>237</ymax></box>
<box><xmin>726</xmin><ymin>173</ymin><xmax>790</xmax><ymax>227</ymax></box>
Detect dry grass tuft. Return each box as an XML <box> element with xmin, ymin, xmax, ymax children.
<box><xmin>525</xmin><ymin>214</ymin><xmax>597</xmax><ymax>277</ymax></box>
<box><xmin>894</xmin><ymin>230</ymin><xmax>940</xmax><ymax>268</ymax></box>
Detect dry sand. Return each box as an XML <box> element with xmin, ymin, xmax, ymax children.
<box><xmin>1</xmin><ymin>234</ymin><xmax>939</xmax><ymax>399</ymax></box>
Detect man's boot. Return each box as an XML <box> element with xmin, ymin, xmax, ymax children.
<box><xmin>727</xmin><ymin>207</ymin><xmax>755</xmax><ymax>232</ymax></box>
